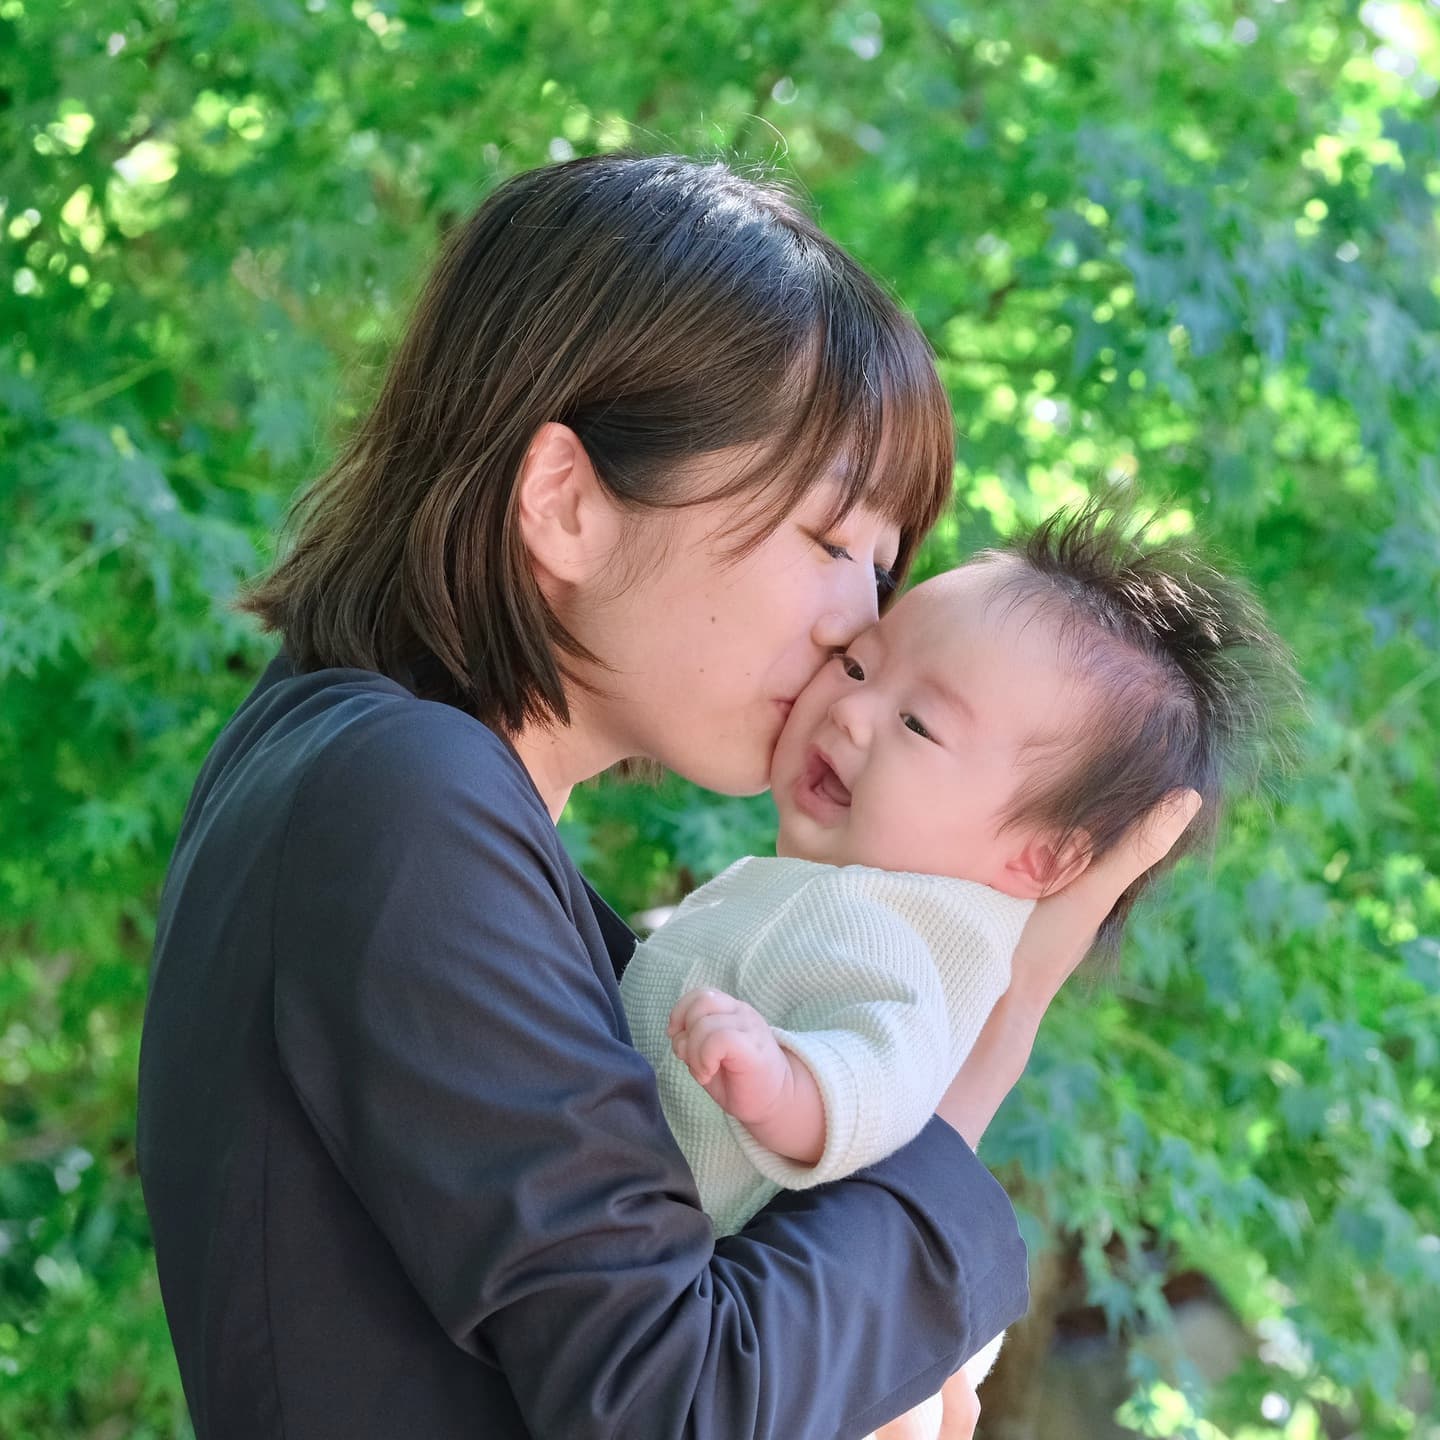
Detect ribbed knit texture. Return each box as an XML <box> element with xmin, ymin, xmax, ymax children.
<box><xmin>620</xmin><ymin>856</ymin><xmax>1034</xmax><ymax>1238</ymax></box>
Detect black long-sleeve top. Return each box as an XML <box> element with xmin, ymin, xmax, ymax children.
<box><xmin>136</xmin><ymin>655</ymin><xmax>1029</xmax><ymax>1439</ymax></box>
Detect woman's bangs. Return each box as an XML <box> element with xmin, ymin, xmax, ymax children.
<box><xmin>822</xmin><ymin>320</ymin><xmax>955</xmax><ymax>582</ymax></box>
<box><xmin>712</xmin><ymin>292</ymin><xmax>954</xmax><ymax>571</ymax></box>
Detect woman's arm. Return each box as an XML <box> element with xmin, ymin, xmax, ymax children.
<box><xmin>876</xmin><ymin>791</ymin><xmax>1202</xmax><ymax>1440</ymax></box>
<box><xmin>272</xmin><ymin>707</ymin><xmax>1028</xmax><ymax>1440</ymax></box>
<box><xmin>936</xmin><ymin>790</ymin><xmax>1202</xmax><ymax>1148</ymax></box>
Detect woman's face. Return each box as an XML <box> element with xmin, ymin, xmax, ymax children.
<box><xmin>570</xmin><ymin>473</ymin><xmax>903</xmax><ymax>796</ymax></box>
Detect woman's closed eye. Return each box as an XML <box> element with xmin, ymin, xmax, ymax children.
<box><xmin>815</xmin><ymin>538</ymin><xmax>898</xmax><ymax>599</ymax></box>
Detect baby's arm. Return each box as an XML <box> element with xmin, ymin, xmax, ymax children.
<box><xmin>674</xmin><ymin>868</ymin><xmax>1021</xmax><ymax>1194</ymax></box>
<box><xmin>668</xmin><ymin>988</ymin><xmax>827</xmax><ymax>1165</ymax></box>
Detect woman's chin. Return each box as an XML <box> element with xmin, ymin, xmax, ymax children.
<box><xmin>666</xmin><ymin>746</ymin><xmax>773</xmax><ymax>799</ymax></box>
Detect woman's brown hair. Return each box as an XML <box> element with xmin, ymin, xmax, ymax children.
<box><xmin>241</xmin><ymin>154</ymin><xmax>954</xmax><ymax>732</ymax></box>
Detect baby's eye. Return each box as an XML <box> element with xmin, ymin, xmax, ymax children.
<box><xmin>902</xmin><ymin>713</ymin><xmax>934</xmax><ymax>741</ymax></box>
<box><xmin>836</xmin><ymin>652</ymin><xmax>866</xmax><ymax>682</ymax></box>
<box><xmin>874</xmin><ymin>564</ymin><xmax>897</xmax><ymax>600</ymax></box>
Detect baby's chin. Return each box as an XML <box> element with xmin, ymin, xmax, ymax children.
<box><xmin>773</xmin><ymin>810</ymin><xmax>850</xmax><ymax>867</ymax></box>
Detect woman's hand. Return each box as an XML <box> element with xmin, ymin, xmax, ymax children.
<box><xmin>936</xmin><ymin>1367</ymin><xmax>982</xmax><ymax>1440</ymax></box>
<box><xmin>871</xmin><ymin>1390</ymin><xmax>944</xmax><ymax>1440</ymax></box>
<box><xmin>938</xmin><ymin>789</ymin><xmax>1201</xmax><ymax>1147</ymax></box>
<box><xmin>1010</xmin><ymin>788</ymin><xmax>1202</xmax><ymax>1010</ymax></box>
<box><xmin>870</xmin><ymin>1367</ymin><xmax>980</xmax><ymax>1440</ymax></box>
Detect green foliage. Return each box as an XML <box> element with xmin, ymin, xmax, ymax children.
<box><xmin>2</xmin><ymin>0</ymin><xmax>1437</xmax><ymax>1435</ymax></box>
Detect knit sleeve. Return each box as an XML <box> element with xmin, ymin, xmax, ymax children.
<box><xmin>726</xmin><ymin>867</ymin><xmax>1021</xmax><ymax>1192</ymax></box>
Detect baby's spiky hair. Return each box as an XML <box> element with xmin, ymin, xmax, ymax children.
<box><xmin>984</xmin><ymin>487</ymin><xmax>1301</xmax><ymax>953</ymax></box>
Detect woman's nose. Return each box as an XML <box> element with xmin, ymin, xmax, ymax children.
<box><xmin>811</xmin><ymin>611</ymin><xmax>851</xmax><ymax>652</ymax></box>
<box><xmin>811</xmin><ymin>584</ymin><xmax>880</xmax><ymax>653</ymax></box>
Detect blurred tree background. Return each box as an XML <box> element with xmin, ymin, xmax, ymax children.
<box><xmin>2</xmin><ymin>0</ymin><xmax>1438</xmax><ymax>1436</ymax></box>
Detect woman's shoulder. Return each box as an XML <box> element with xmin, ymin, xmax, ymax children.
<box><xmin>214</xmin><ymin>653</ymin><xmax>554</xmax><ymax>845</ymax></box>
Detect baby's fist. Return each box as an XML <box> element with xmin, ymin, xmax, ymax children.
<box><xmin>667</xmin><ymin>988</ymin><xmax>791</xmax><ymax>1124</ymax></box>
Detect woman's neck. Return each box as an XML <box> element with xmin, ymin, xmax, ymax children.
<box><xmin>509</xmin><ymin>694</ymin><xmax>628</xmax><ymax>822</ymax></box>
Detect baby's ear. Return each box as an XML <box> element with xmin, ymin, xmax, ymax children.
<box><xmin>1001</xmin><ymin>829</ymin><xmax>1093</xmax><ymax>898</ymax></box>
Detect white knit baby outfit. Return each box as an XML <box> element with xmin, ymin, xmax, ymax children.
<box><xmin>619</xmin><ymin>855</ymin><xmax>1034</xmax><ymax>1238</ymax></box>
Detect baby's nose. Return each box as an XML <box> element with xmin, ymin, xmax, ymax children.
<box><xmin>828</xmin><ymin>690</ymin><xmax>872</xmax><ymax>745</ymax></box>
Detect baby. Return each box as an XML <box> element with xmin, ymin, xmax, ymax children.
<box><xmin>619</xmin><ymin>493</ymin><xmax>1290</xmax><ymax>1408</ymax></box>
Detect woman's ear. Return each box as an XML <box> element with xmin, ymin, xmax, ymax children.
<box><xmin>1001</xmin><ymin>828</ymin><xmax>1093</xmax><ymax>898</ymax></box>
<box><xmin>516</xmin><ymin>423</ymin><xmax>623</xmax><ymax>598</ymax></box>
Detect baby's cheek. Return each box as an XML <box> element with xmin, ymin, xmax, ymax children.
<box><xmin>853</xmin><ymin>805</ymin><xmax>897</xmax><ymax>867</ymax></box>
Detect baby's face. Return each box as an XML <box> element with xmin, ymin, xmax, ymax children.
<box><xmin>770</xmin><ymin>560</ymin><xmax>1090</xmax><ymax>892</ymax></box>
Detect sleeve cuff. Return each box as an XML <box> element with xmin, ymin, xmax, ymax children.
<box><xmin>722</xmin><ymin>1028</ymin><xmax>866</xmax><ymax>1191</ymax></box>
<box><xmin>862</xmin><ymin>1117</ymin><xmax>1031</xmax><ymax>1353</ymax></box>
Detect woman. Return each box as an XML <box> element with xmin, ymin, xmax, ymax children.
<box><xmin>136</xmin><ymin>154</ymin><xmax>1192</xmax><ymax>1440</ymax></box>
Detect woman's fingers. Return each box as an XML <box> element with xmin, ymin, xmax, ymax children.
<box><xmin>1013</xmin><ymin>788</ymin><xmax>1202</xmax><ymax>1006</ymax></box>
<box><xmin>871</xmin><ymin>1391</ymin><xmax>943</xmax><ymax>1440</ymax></box>
<box><xmin>936</xmin><ymin>1368</ymin><xmax>980</xmax><ymax>1440</ymax></box>
<box><xmin>1072</xmin><ymin>787</ymin><xmax>1202</xmax><ymax>920</ymax></box>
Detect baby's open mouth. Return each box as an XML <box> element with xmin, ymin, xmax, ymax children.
<box><xmin>802</xmin><ymin>748</ymin><xmax>852</xmax><ymax>809</ymax></box>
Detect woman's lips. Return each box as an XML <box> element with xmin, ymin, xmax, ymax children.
<box><xmin>792</xmin><ymin>746</ymin><xmax>852</xmax><ymax>821</ymax></box>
